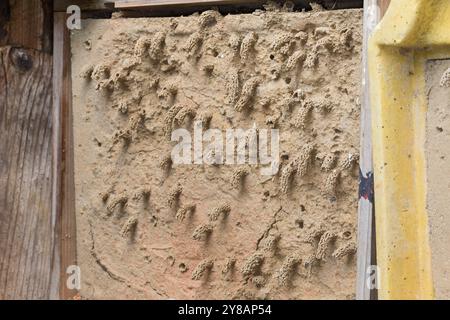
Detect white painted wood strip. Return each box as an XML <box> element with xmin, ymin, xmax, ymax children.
<box><xmin>356</xmin><ymin>0</ymin><xmax>380</xmax><ymax>300</ymax></box>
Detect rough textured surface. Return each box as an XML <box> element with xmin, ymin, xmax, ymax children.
<box><xmin>0</xmin><ymin>47</ymin><xmax>54</xmax><ymax>299</ymax></box>
<box><xmin>426</xmin><ymin>59</ymin><xmax>450</xmax><ymax>300</ymax></box>
<box><xmin>71</xmin><ymin>8</ymin><xmax>362</xmax><ymax>299</ymax></box>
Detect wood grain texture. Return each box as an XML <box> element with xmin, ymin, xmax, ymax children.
<box><xmin>53</xmin><ymin>0</ymin><xmax>362</xmax><ymax>12</ymax></box>
<box><xmin>114</xmin><ymin>0</ymin><xmax>263</xmax><ymax>9</ymax></box>
<box><xmin>0</xmin><ymin>47</ymin><xmax>54</xmax><ymax>299</ymax></box>
<box><xmin>53</xmin><ymin>13</ymin><xmax>78</xmax><ymax>300</ymax></box>
<box><xmin>319</xmin><ymin>0</ymin><xmax>363</xmax><ymax>9</ymax></box>
<box><xmin>54</xmin><ymin>0</ymin><xmax>115</xmax><ymax>11</ymax></box>
<box><xmin>114</xmin><ymin>0</ymin><xmax>362</xmax><ymax>10</ymax></box>
<box><xmin>0</xmin><ymin>1</ymin><xmax>10</xmax><ymax>47</ymax></box>
<box><xmin>0</xmin><ymin>0</ymin><xmax>52</xmax><ymax>53</ymax></box>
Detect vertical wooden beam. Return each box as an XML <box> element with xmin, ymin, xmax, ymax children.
<box><xmin>53</xmin><ymin>13</ymin><xmax>78</xmax><ymax>300</ymax></box>
<box><xmin>0</xmin><ymin>0</ymin><xmax>55</xmax><ymax>300</ymax></box>
<box><xmin>0</xmin><ymin>48</ymin><xmax>54</xmax><ymax>300</ymax></box>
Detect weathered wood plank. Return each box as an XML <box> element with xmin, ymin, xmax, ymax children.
<box><xmin>115</xmin><ymin>0</ymin><xmax>261</xmax><ymax>9</ymax></box>
<box><xmin>0</xmin><ymin>47</ymin><xmax>54</xmax><ymax>300</ymax></box>
<box><xmin>0</xmin><ymin>1</ymin><xmax>10</xmax><ymax>47</ymax></box>
<box><xmin>0</xmin><ymin>0</ymin><xmax>55</xmax><ymax>300</ymax></box>
<box><xmin>319</xmin><ymin>0</ymin><xmax>363</xmax><ymax>9</ymax></box>
<box><xmin>53</xmin><ymin>0</ymin><xmax>363</xmax><ymax>13</ymax></box>
<box><xmin>0</xmin><ymin>0</ymin><xmax>52</xmax><ymax>53</ymax></box>
<box><xmin>114</xmin><ymin>0</ymin><xmax>362</xmax><ymax>10</ymax></box>
<box><xmin>54</xmin><ymin>0</ymin><xmax>115</xmax><ymax>12</ymax></box>
<box><xmin>53</xmin><ymin>12</ymin><xmax>78</xmax><ymax>300</ymax></box>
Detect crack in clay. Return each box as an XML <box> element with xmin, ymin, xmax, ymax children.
<box><xmin>88</xmin><ymin>221</ymin><xmax>126</xmax><ymax>283</ymax></box>
<box><xmin>255</xmin><ymin>206</ymin><xmax>284</xmax><ymax>250</ymax></box>
<box><xmin>88</xmin><ymin>221</ymin><xmax>169</xmax><ymax>298</ymax></box>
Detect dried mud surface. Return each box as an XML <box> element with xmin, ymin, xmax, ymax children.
<box><xmin>426</xmin><ymin>59</ymin><xmax>450</xmax><ymax>299</ymax></box>
<box><xmin>71</xmin><ymin>8</ymin><xmax>362</xmax><ymax>299</ymax></box>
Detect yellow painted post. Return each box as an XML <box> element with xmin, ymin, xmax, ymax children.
<box><xmin>369</xmin><ymin>0</ymin><xmax>450</xmax><ymax>299</ymax></box>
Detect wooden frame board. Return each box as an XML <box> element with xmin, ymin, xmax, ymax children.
<box><xmin>0</xmin><ymin>0</ymin><xmax>55</xmax><ymax>300</ymax></box>
<box><xmin>1</xmin><ymin>0</ymin><xmax>369</xmax><ymax>300</ymax></box>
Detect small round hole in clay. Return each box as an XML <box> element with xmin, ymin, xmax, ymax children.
<box><xmin>178</xmin><ymin>263</ymin><xmax>187</xmax><ymax>273</ymax></box>
<box><xmin>343</xmin><ymin>231</ymin><xmax>352</xmax><ymax>239</ymax></box>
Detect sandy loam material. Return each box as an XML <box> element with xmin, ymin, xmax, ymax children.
<box><xmin>426</xmin><ymin>59</ymin><xmax>450</xmax><ymax>299</ymax></box>
<box><xmin>71</xmin><ymin>7</ymin><xmax>362</xmax><ymax>299</ymax></box>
